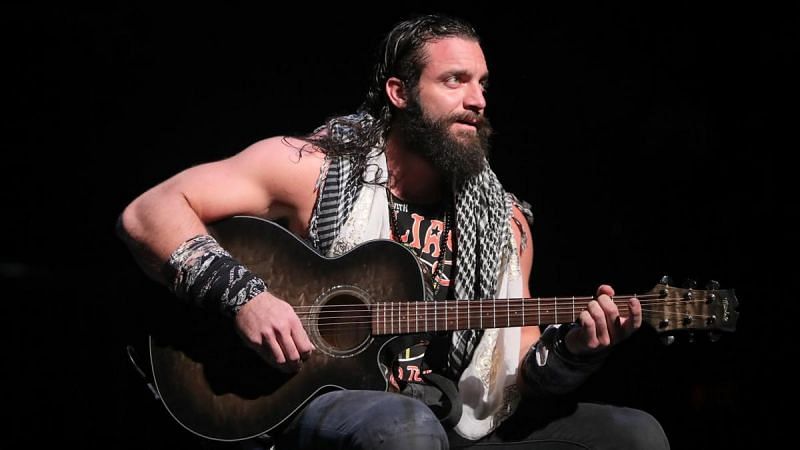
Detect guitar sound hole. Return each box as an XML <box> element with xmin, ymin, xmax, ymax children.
<box><xmin>316</xmin><ymin>293</ymin><xmax>371</xmax><ymax>356</ymax></box>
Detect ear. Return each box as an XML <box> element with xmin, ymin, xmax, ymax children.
<box><xmin>385</xmin><ymin>77</ymin><xmax>408</xmax><ymax>109</ymax></box>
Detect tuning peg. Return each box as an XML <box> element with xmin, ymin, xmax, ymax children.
<box><xmin>659</xmin><ymin>275</ymin><xmax>673</xmax><ymax>286</ymax></box>
<box><xmin>708</xmin><ymin>331</ymin><xmax>722</xmax><ymax>342</ymax></box>
<box><xmin>686</xmin><ymin>332</ymin><xmax>695</xmax><ymax>344</ymax></box>
<box><xmin>705</xmin><ymin>280</ymin><xmax>720</xmax><ymax>291</ymax></box>
<box><xmin>683</xmin><ymin>278</ymin><xmax>697</xmax><ymax>289</ymax></box>
<box><xmin>660</xmin><ymin>335</ymin><xmax>676</xmax><ymax>346</ymax></box>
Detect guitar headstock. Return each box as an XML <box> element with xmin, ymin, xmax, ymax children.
<box><xmin>640</xmin><ymin>280</ymin><xmax>739</xmax><ymax>340</ymax></box>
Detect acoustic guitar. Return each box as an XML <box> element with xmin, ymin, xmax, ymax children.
<box><xmin>149</xmin><ymin>216</ymin><xmax>739</xmax><ymax>441</ymax></box>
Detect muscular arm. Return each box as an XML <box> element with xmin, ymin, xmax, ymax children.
<box><xmin>118</xmin><ymin>136</ymin><xmax>323</xmax><ymax>285</ymax></box>
<box><xmin>118</xmin><ymin>136</ymin><xmax>323</xmax><ymax>371</ymax></box>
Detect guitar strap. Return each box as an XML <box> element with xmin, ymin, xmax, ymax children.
<box><xmin>421</xmin><ymin>372</ymin><xmax>463</xmax><ymax>428</ymax></box>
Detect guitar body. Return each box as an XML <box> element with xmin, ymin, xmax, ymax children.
<box><xmin>149</xmin><ymin>217</ymin><xmax>427</xmax><ymax>441</ymax></box>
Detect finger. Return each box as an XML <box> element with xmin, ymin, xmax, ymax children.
<box><xmin>263</xmin><ymin>333</ymin><xmax>286</xmax><ymax>366</ymax></box>
<box><xmin>588</xmin><ymin>300</ymin><xmax>610</xmax><ymax>347</ymax></box>
<box><xmin>276</xmin><ymin>328</ymin><xmax>302</xmax><ymax>370</ymax></box>
<box><xmin>577</xmin><ymin>310</ymin><xmax>597</xmax><ymax>351</ymax></box>
<box><xmin>597</xmin><ymin>294</ymin><xmax>620</xmax><ymax>343</ymax></box>
<box><xmin>623</xmin><ymin>297</ymin><xmax>642</xmax><ymax>335</ymax></box>
<box><xmin>596</xmin><ymin>284</ymin><xmax>615</xmax><ymax>299</ymax></box>
<box><xmin>291</xmin><ymin>318</ymin><xmax>316</xmax><ymax>357</ymax></box>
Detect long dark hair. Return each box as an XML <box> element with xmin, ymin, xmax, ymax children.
<box><xmin>299</xmin><ymin>14</ymin><xmax>480</xmax><ymax>159</ymax></box>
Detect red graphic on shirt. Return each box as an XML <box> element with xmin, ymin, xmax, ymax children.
<box><xmin>394</xmin><ymin>343</ymin><xmax>433</xmax><ymax>384</ymax></box>
<box><xmin>391</xmin><ymin>207</ymin><xmax>454</xmax><ymax>293</ymax></box>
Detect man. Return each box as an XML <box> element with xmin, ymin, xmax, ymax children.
<box><xmin>119</xmin><ymin>14</ymin><xmax>669</xmax><ymax>449</ymax></box>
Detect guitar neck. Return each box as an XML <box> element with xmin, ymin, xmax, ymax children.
<box><xmin>371</xmin><ymin>297</ymin><xmax>603</xmax><ymax>335</ymax></box>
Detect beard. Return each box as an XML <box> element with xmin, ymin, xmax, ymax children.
<box><xmin>393</xmin><ymin>95</ymin><xmax>492</xmax><ymax>184</ymax></box>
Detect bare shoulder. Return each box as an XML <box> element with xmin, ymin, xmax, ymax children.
<box><xmin>235</xmin><ymin>136</ymin><xmax>325</xmax><ymax>170</ymax></box>
<box><xmin>229</xmin><ymin>136</ymin><xmax>327</xmax><ymax>229</ymax></box>
<box><xmin>230</xmin><ymin>136</ymin><xmax>326</xmax><ymax>198</ymax></box>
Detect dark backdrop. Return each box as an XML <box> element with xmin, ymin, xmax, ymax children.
<box><xmin>3</xmin><ymin>3</ymin><xmax>795</xmax><ymax>449</ymax></box>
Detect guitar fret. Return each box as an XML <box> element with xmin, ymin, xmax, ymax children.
<box><xmin>507</xmin><ymin>297</ymin><xmax>510</xmax><ymax>327</ymax></box>
<box><xmin>493</xmin><ymin>298</ymin><xmax>496</xmax><ymax>328</ymax></box>
<box><xmin>407</xmin><ymin>302</ymin><xmax>410</xmax><ymax>334</ymax></box>
<box><xmin>400</xmin><ymin>302</ymin><xmax>404</xmax><ymax>333</ymax></box>
<box><xmin>537</xmin><ymin>297</ymin><xmax>541</xmax><ymax>325</ymax></box>
<box><xmin>415</xmin><ymin>302</ymin><xmax>418</xmax><ymax>333</ymax></box>
<box><xmin>425</xmin><ymin>300</ymin><xmax>428</xmax><ymax>332</ymax></box>
<box><xmin>522</xmin><ymin>297</ymin><xmax>525</xmax><ymax>326</ymax></box>
<box><xmin>391</xmin><ymin>301</ymin><xmax>394</xmax><ymax>334</ymax></box>
<box><xmin>572</xmin><ymin>296</ymin><xmax>575</xmax><ymax>322</ymax></box>
<box><xmin>554</xmin><ymin>296</ymin><xmax>558</xmax><ymax>323</ymax></box>
<box><xmin>455</xmin><ymin>300</ymin><xmax>458</xmax><ymax>330</ymax></box>
<box><xmin>434</xmin><ymin>301</ymin><xmax>437</xmax><ymax>332</ymax></box>
<box><xmin>444</xmin><ymin>298</ymin><xmax>447</xmax><ymax>331</ymax></box>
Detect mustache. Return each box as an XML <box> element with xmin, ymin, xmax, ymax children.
<box><xmin>448</xmin><ymin>112</ymin><xmax>490</xmax><ymax>130</ymax></box>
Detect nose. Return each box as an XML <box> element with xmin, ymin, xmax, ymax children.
<box><xmin>464</xmin><ymin>82</ymin><xmax>486</xmax><ymax>113</ymax></box>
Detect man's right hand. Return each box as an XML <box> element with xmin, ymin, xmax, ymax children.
<box><xmin>234</xmin><ymin>292</ymin><xmax>315</xmax><ymax>372</ymax></box>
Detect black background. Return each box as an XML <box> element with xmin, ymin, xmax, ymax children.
<box><xmin>3</xmin><ymin>3</ymin><xmax>796</xmax><ymax>449</ymax></box>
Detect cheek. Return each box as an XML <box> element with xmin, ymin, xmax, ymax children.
<box><xmin>419</xmin><ymin>90</ymin><xmax>461</xmax><ymax>118</ymax></box>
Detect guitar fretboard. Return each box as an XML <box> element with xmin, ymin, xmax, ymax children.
<box><xmin>371</xmin><ymin>298</ymin><xmax>583</xmax><ymax>334</ymax></box>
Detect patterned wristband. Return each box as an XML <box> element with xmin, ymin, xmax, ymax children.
<box><xmin>168</xmin><ymin>235</ymin><xmax>267</xmax><ymax>317</ymax></box>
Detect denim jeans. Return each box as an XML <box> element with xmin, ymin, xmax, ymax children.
<box><xmin>274</xmin><ymin>390</ymin><xmax>447</xmax><ymax>449</ymax></box>
<box><xmin>271</xmin><ymin>390</ymin><xmax>669</xmax><ymax>450</ymax></box>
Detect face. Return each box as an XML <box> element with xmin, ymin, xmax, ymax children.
<box><xmin>393</xmin><ymin>37</ymin><xmax>493</xmax><ymax>183</ymax></box>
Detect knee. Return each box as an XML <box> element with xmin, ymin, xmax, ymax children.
<box><xmin>612</xmin><ymin>407</ymin><xmax>670</xmax><ymax>450</ymax></box>
<box><xmin>351</xmin><ymin>393</ymin><xmax>448</xmax><ymax>450</ymax></box>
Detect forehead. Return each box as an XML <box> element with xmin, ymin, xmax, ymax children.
<box><xmin>420</xmin><ymin>37</ymin><xmax>488</xmax><ymax>77</ymax></box>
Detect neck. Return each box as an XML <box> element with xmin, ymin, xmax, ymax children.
<box><xmin>385</xmin><ymin>131</ymin><xmax>445</xmax><ymax>204</ymax></box>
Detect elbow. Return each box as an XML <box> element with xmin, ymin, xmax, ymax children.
<box><xmin>116</xmin><ymin>196</ymin><xmax>147</xmax><ymax>243</ymax></box>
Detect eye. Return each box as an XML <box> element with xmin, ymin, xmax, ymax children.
<box><xmin>444</xmin><ymin>75</ymin><xmax>461</xmax><ymax>87</ymax></box>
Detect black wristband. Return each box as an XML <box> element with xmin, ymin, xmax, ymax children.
<box><xmin>521</xmin><ymin>324</ymin><xmax>607</xmax><ymax>397</ymax></box>
<box><xmin>551</xmin><ymin>322</ymin><xmax>609</xmax><ymax>367</ymax></box>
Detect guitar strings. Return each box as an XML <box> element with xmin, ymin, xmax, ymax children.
<box><xmin>297</xmin><ymin>307</ymin><xmax>723</xmax><ymax>338</ymax></box>
<box><xmin>300</xmin><ymin>308</ymin><xmax>717</xmax><ymax>325</ymax></box>
<box><xmin>289</xmin><ymin>296</ymin><xmax>716</xmax><ymax>318</ymax></box>
<box><xmin>292</xmin><ymin>299</ymin><xmax>718</xmax><ymax>321</ymax></box>
<box><xmin>292</xmin><ymin>298</ymin><xmax>722</xmax><ymax>331</ymax></box>
<box><xmin>286</xmin><ymin>293</ymin><xmax>711</xmax><ymax>313</ymax></box>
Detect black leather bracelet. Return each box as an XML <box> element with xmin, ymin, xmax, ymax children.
<box><xmin>551</xmin><ymin>322</ymin><xmax>609</xmax><ymax>367</ymax></box>
<box><xmin>521</xmin><ymin>324</ymin><xmax>607</xmax><ymax>396</ymax></box>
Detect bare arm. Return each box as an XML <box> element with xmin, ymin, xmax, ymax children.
<box><xmin>509</xmin><ymin>205</ymin><xmax>540</xmax><ymax>369</ymax></box>
<box><xmin>118</xmin><ymin>136</ymin><xmax>324</xmax><ymax>371</ymax></box>
<box><xmin>118</xmin><ymin>136</ymin><xmax>323</xmax><ymax>284</ymax></box>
